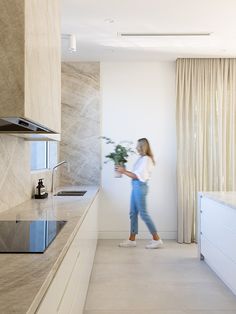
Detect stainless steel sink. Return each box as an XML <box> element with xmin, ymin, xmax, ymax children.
<box><xmin>55</xmin><ymin>190</ymin><xmax>87</xmax><ymax>196</ymax></box>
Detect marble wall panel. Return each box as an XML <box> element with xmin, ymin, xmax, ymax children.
<box><xmin>60</xmin><ymin>63</ymin><xmax>101</xmax><ymax>186</ymax></box>
<box><xmin>0</xmin><ymin>135</ymin><xmax>31</xmax><ymax>214</ymax></box>
<box><xmin>0</xmin><ymin>136</ymin><xmax>55</xmax><ymax>213</ymax></box>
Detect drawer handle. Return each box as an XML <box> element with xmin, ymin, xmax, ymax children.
<box><xmin>56</xmin><ymin>250</ymin><xmax>80</xmax><ymax>312</ymax></box>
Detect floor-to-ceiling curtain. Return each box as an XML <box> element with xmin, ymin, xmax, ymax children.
<box><xmin>176</xmin><ymin>58</ymin><xmax>236</xmax><ymax>243</ymax></box>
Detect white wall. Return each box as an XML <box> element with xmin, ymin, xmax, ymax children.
<box><xmin>100</xmin><ymin>62</ymin><xmax>177</xmax><ymax>240</ymax></box>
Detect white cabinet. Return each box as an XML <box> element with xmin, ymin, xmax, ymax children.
<box><xmin>199</xmin><ymin>195</ymin><xmax>236</xmax><ymax>295</ymax></box>
<box><xmin>37</xmin><ymin>194</ymin><xmax>98</xmax><ymax>314</ymax></box>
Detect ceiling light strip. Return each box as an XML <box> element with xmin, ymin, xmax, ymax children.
<box><xmin>119</xmin><ymin>32</ymin><xmax>211</xmax><ymax>37</ymax></box>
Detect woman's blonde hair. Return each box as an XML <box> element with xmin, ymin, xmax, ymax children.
<box><xmin>137</xmin><ymin>138</ymin><xmax>155</xmax><ymax>165</ymax></box>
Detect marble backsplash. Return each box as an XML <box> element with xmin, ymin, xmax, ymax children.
<box><xmin>0</xmin><ymin>135</ymin><xmax>31</xmax><ymax>213</ymax></box>
<box><xmin>0</xmin><ymin>135</ymin><xmax>54</xmax><ymax>214</ymax></box>
<box><xmin>60</xmin><ymin>62</ymin><xmax>101</xmax><ymax>186</ymax></box>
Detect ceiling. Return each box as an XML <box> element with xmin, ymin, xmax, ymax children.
<box><xmin>61</xmin><ymin>0</ymin><xmax>236</xmax><ymax>61</ymax></box>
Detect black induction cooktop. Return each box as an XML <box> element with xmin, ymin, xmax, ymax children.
<box><xmin>0</xmin><ymin>220</ymin><xmax>67</xmax><ymax>253</ymax></box>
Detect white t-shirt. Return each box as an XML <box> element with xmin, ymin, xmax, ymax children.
<box><xmin>132</xmin><ymin>155</ymin><xmax>154</xmax><ymax>182</ymax></box>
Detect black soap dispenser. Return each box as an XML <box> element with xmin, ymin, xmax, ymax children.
<box><xmin>35</xmin><ymin>178</ymin><xmax>48</xmax><ymax>199</ymax></box>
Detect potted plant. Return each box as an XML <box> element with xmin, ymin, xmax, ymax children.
<box><xmin>102</xmin><ymin>137</ymin><xmax>135</xmax><ymax>177</ymax></box>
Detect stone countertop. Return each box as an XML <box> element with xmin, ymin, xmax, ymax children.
<box><xmin>200</xmin><ymin>191</ymin><xmax>236</xmax><ymax>210</ymax></box>
<box><xmin>0</xmin><ymin>186</ymin><xmax>99</xmax><ymax>314</ymax></box>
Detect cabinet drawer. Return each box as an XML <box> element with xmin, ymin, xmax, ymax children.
<box><xmin>201</xmin><ymin>221</ymin><xmax>236</xmax><ymax>263</ymax></box>
<box><xmin>201</xmin><ymin>235</ymin><xmax>236</xmax><ymax>295</ymax></box>
<box><xmin>200</xmin><ymin>197</ymin><xmax>236</xmax><ymax>263</ymax></box>
<box><xmin>201</xmin><ymin>197</ymin><xmax>236</xmax><ymax>233</ymax></box>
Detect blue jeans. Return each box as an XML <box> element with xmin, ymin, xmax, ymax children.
<box><xmin>130</xmin><ymin>179</ymin><xmax>157</xmax><ymax>235</ymax></box>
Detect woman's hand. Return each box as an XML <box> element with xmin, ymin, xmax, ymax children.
<box><xmin>115</xmin><ymin>165</ymin><xmax>126</xmax><ymax>174</ymax></box>
<box><xmin>115</xmin><ymin>166</ymin><xmax>138</xmax><ymax>179</ymax></box>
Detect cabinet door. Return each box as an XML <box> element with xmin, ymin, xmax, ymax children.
<box><xmin>63</xmin><ymin>194</ymin><xmax>98</xmax><ymax>314</ymax></box>
<box><xmin>36</xmin><ymin>244</ymin><xmax>81</xmax><ymax>313</ymax></box>
<box><xmin>37</xmin><ymin>194</ymin><xmax>98</xmax><ymax>314</ymax></box>
<box><xmin>25</xmin><ymin>0</ymin><xmax>61</xmax><ymax>133</ymax></box>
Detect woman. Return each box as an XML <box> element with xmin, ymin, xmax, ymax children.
<box><xmin>116</xmin><ymin>138</ymin><xmax>163</xmax><ymax>249</ymax></box>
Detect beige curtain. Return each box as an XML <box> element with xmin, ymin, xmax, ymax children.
<box><xmin>176</xmin><ymin>58</ymin><xmax>236</xmax><ymax>243</ymax></box>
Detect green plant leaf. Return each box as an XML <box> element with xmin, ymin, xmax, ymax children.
<box><xmin>102</xmin><ymin>137</ymin><xmax>135</xmax><ymax>165</ymax></box>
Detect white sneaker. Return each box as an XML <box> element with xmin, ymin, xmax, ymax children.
<box><xmin>145</xmin><ymin>239</ymin><xmax>163</xmax><ymax>249</ymax></box>
<box><xmin>119</xmin><ymin>240</ymin><xmax>136</xmax><ymax>248</ymax></box>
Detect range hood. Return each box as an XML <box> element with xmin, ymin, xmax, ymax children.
<box><xmin>0</xmin><ymin>0</ymin><xmax>61</xmax><ymax>140</ymax></box>
<box><xmin>0</xmin><ymin>117</ymin><xmax>56</xmax><ymax>134</ymax></box>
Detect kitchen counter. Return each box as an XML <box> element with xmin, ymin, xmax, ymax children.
<box><xmin>200</xmin><ymin>191</ymin><xmax>236</xmax><ymax>210</ymax></box>
<box><xmin>0</xmin><ymin>186</ymin><xmax>99</xmax><ymax>314</ymax></box>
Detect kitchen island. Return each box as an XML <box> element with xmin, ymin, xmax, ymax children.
<box><xmin>198</xmin><ymin>192</ymin><xmax>236</xmax><ymax>295</ymax></box>
<box><xmin>0</xmin><ymin>186</ymin><xmax>99</xmax><ymax>313</ymax></box>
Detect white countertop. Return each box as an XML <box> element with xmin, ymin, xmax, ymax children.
<box><xmin>0</xmin><ymin>186</ymin><xmax>99</xmax><ymax>314</ymax></box>
<box><xmin>200</xmin><ymin>191</ymin><xmax>236</xmax><ymax>210</ymax></box>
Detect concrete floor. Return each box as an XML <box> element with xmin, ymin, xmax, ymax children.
<box><xmin>83</xmin><ymin>240</ymin><xmax>236</xmax><ymax>314</ymax></box>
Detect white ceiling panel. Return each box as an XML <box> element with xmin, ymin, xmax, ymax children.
<box><xmin>61</xmin><ymin>0</ymin><xmax>236</xmax><ymax>61</ymax></box>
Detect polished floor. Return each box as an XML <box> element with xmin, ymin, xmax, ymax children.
<box><xmin>84</xmin><ymin>240</ymin><xmax>236</xmax><ymax>314</ymax></box>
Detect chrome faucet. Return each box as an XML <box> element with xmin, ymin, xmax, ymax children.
<box><xmin>52</xmin><ymin>161</ymin><xmax>70</xmax><ymax>195</ymax></box>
